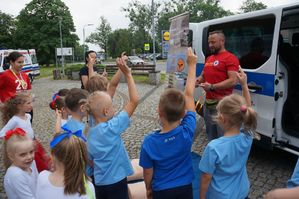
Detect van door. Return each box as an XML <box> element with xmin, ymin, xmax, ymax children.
<box><xmin>205</xmin><ymin>14</ymin><xmax>278</xmax><ymax>142</ymax></box>
<box><xmin>276</xmin><ymin>6</ymin><xmax>299</xmax><ymax>152</ymax></box>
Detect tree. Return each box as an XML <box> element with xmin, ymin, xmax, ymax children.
<box><xmin>156</xmin><ymin>0</ymin><xmax>232</xmax><ymax>44</ymax></box>
<box><xmin>240</xmin><ymin>0</ymin><xmax>267</xmax><ymax>13</ymax></box>
<box><xmin>107</xmin><ymin>29</ymin><xmax>131</xmax><ymax>58</ymax></box>
<box><xmin>0</xmin><ymin>11</ymin><xmax>16</xmax><ymax>48</ymax></box>
<box><xmin>86</xmin><ymin>16</ymin><xmax>112</xmax><ymax>57</ymax></box>
<box><xmin>14</xmin><ymin>0</ymin><xmax>79</xmax><ymax>65</ymax></box>
<box><xmin>122</xmin><ymin>0</ymin><xmax>158</xmax><ymax>51</ymax></box>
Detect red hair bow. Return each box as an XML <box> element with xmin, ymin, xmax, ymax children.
<box><xmin>4</xmin><ymin>128</ymin><xmax>26</xmax><ymax>140</ymax></box>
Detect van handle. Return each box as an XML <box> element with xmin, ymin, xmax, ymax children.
<box><xmin>247</xmin><ymin>83</ymin><xmax>263</xmax><ymax>92</ymax></box>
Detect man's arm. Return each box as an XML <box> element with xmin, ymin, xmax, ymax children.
<box><xmin>143</xmin><ymin>168</ymin><xmax>153</xmax><ymax>199</ymax></box>
<box><xmin>185</xmin><ymin>47</ymin><xmax>197</xmax><ymax>111</ymax></box>
<box><xmin>200</xmin><ymin>173</ymin><xmax>212</xmax><ymax>199</ymax></box>
<box><xmin>200</xmin><ymin>71</ymin><xmax>237</xmax><ymax>91</ymax></box>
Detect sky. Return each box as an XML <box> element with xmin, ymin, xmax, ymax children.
<box><xmin>1</xmin><ymin>0</ymin><xmax>298</xmax><ymax>51</ymax></box>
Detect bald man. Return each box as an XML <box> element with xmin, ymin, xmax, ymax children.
<box><xmin>196</xmin><ymin>30</ymin><xmax>239</xmax><ymax>141</ymax></box>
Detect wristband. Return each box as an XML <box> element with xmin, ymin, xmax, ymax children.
<box><xmin>210</xmin><ymin>84</ymin><xmax>215</xmax><ymax>91</ymax></box>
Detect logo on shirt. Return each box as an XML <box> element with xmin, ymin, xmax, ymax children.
<box><xmin>164</xmin><ymin>136</ymin><xmax>176</xmax><ymax>143</ymax></box>
<box><xmin>213</xmin><ymin>60</ymin><xmax>219</xmax><ymax>66</ymax></box>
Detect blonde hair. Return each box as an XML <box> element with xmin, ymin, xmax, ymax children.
<box><xmin>1</xmin><ymin>93</ymin><xmax>31</xmax><ymax>124</ymax></box>
<box><xmin>3</xmin><ymin>134</ymin><xmax>33</xmax><ymax>170</ymax></box>
<box><xmin>86</xmin><ymin>74</ymin><xmax>109</xmax><ymax>93</ymax></box>
<box><xmin>216</xmin><ymin>94</ymin><xmax>257</xmax><ymax>133</ymax></box>
<box><xmin>51</xmin><ymin>132</ymin><xmax>88</xmax><ymax>195</ymax></box>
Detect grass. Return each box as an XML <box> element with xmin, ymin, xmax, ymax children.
<box><xmin>38</xmin><ymin>65</ymin><xmax>56</xmax><ymax>78</ymax></box>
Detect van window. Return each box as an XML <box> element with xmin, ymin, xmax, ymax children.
<box><xmin>204</xmin><ymin>15</ymin><xmax>275</xmax><ymax>69</ymax></box>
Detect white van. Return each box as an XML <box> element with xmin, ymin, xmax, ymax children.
<box><xmin>0</xmin><ymin>49</ymin><xmax>40</xmax><ymax>82</ymax></box>
<box><xmin>178</xmin><ymin>3</ymin><xmax>299</xmax><ymax>155</ymax></box>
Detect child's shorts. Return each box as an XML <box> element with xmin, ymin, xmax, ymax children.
<box><xmin>153</xmin><ymin>183</ymin><xmax>193</xmax><ymax>199</ymax></box>
<box><xmin>95</xmin><ymin>177</ymin><xmax>129</xmax><ymax>199</ymax></box>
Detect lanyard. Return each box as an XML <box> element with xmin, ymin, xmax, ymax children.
<box><xmin>10</xmin><ymin>69</ymin><xmax>28</xmax><ymax>90</ymax></box>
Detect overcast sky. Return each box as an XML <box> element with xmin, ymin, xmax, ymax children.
<box><xmin>1</xmin><ymin>0</ymin><xmax>298</xmax><ymax>50</ymax></box>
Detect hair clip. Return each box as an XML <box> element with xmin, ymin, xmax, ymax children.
<box><xmin>50</xmin><ymin>126</ymin><xmax>86</xmax><ymax>149</ymax></box>
<box><xmin>50</xmin><ymin>94</ymin><xmax>60</xmax><ymax>110</ymax></box>
<box><xmin>4</xmin><ymin>128</ymin><xmax>26</xmax><ymax>140</ymax></box>
<box><xmin>240</xmin><ymin>105</ymin><xmax>247</xmax><ymax>113</ymax></box>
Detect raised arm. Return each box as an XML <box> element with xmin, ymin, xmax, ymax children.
<box><xmin>117</xmin><ymin>54</ymin><xmax>139</xmax><ymax>117</ymax></box>
<box><xmin>185</xmin><ymin>47</ymin><xmax>197</xmax><ymax>111</ymax></box>
<box><xmin>107</xmin><ymin>53</ymin><xmax>126</xmax><ymax>98</ymax></box>
<box><xmin>237</xmin><ymin>66</ymin><xmax>251</xmax><ymax>106</ymax></box>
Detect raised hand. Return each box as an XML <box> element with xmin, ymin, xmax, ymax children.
<box><xmin>237</xmin><ymin>66</ymin><xmax>247</xmax><ymax>87</ymax></box>
<box><xmin>187</xmin><ymin>47</ymin><xmax>197</xmax><ymax>67</ymax></box>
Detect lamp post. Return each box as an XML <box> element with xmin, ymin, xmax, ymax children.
<box><xmin>151</xmin><ymin>0</ymin><xmax>156</xmax><ymax>66</ymax></box>
<box><xmin>59</xmin><ymin>17</ymin><xmax>65</xmax><ymax>77</ymax></box>
<box><xmin>83</xmin><ymin>24</ymin><xmax>94</xmax><ymax>62</ymax></box>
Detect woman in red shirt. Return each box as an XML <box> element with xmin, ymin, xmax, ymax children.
<box><xmin>0</xmin><ymin>51</ymin><xmax>32</xmax><ymax>103</ymax></box>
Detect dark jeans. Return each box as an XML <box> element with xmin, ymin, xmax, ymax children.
<box><xmin>153</xmin><ymin>184</ymin><xmax>193</xmax><ymax>199</ymax></box>
<box><xmin>95</xmin><ymin>178</ymin><xmax>129</xmax><ymax>199</ymax></box>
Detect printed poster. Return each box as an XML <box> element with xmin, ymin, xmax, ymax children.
<box><xmin>166</xmin><ymin>13</ymin><xmax>189</xmax><ymax>73</ymax></box>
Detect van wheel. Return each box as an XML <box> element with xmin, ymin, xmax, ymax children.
<box><xmin>29</xmin><ymin>74</ymin><xmax>33</xmax><ymax>83</ymax></box>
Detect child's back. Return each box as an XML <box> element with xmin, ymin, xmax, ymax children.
<box><xmin>199</xmin><ymin>132</ymin><xmax>252</xmax><ymax>199</ymax></box>
<box><xmin>86</xmin><ymin>54</ymin><xmax>138</xmax><ymax>199</ymax></box>
<box><xmin>140</xmin><ymin>109</ymin><xmax>196</xmax><ymax>191</ymax></box>
<box><xmin>139</xmin><ymin>48</ymin><xmax>198</xmax><ymax>199</ymax></box>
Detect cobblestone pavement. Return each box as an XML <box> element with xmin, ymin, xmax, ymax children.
<box><xmin>0</xmin><ymin>77</ymin><xmax>298</xmax><ymax>199</ymax></box>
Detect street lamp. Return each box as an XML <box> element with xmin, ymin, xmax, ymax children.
<box><xmin>59</xmin><ymin>17</ymin><xmax>65</xmax><ymax>77</ymax></box>
<box><xmin>83</xmin><ymin>24</ymin><xmax>94</xmax><ymax>61</ymax></box>
<box><xmin>151</xmin><ymin>0</ymin><xmax>156</xmax><ymax>66</ymax></box>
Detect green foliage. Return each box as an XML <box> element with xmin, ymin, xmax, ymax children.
<box><xmin>107</xmin><ymin>29</ymin><xmax>132</xmax><ymax>58</ymax></box>
<box><xmin>0</xmin><ymin>11</ymin><xmax>16</xmax><ymax>48</ymax></box>
<box><xmin>86</xmin><ymin>16</ymin><xmax>112</xmax><ymax>56</ymax></box>
<box><xmin>14</xmin><ymin>0</ymin><xmax>79</xmax><ymax>66</ymax></box>
<box><xmin>122</xmin><ymin>0</ymin><xmax>156</xmax><ymax>51</ymax></box>
<box><xmin>240</xmin><ymin>0</ymin><xmax>267</xmax><ymax>13</ymax></box>
<box><xmin>157</xmin><ymin>0</ymin><xmax>232</xmax><ymax>43</ymax></box>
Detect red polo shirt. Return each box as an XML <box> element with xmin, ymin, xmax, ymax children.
<box><xmin>203</xmin><ymin>51</ymin><xmax>239</xmax><ymax>100</ymax></box>
<box><xmin>0</xmin><ymin>70</ymin><xmax>31</xmax><ymax>102</ymax></box>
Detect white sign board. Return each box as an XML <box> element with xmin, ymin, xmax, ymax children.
<box><xmin>56</xmin><ymin>48</ymin><xmax>73</xmax><ymax>56</ymax></box>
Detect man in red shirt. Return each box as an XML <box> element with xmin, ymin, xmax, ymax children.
<box><xmin>196</xmin><ymin>30</ymin><xmax>239</xmax><ymax>141</ymax></box>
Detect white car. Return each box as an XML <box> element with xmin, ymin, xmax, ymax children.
<box><xmin>128</xmin><ymin>56</ymin><xmax>145</xmax><ymax>66</ymax></box>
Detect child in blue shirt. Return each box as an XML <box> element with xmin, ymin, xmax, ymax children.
<box><xmin>86</xmin><ymin>54</ymin><xmax>139</xmax><ymax>199</ymax></box>
<box><xmin>199</xmin><ymin>67</ymin><xmax>257</xmax><ymax>199</ymax></box>
<box><xmin>139</xmin><ymin>47</ymin><xmax>197</xmax><ymax>199</ymax></box>
<box><xmin>63</xmin><ymin>88</ymin><xmax>89</xmax><ymax>133</ymax></box>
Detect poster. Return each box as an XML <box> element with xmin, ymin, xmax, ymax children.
<box><xmin>166</xmin><ymin>13</ymin><xmax>189</xmax><ymax>73</ymax></box>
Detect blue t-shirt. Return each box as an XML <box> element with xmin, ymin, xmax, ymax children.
<box><xmin>87</xmin><ymin>111</ymin><xmax>133</xmax><ymax>185</ymax></box>
<box><xmin>62</xmin><ymin>118</ymin><xmax>85</xmax><ymax>133</ymax></box>
<box><xmin>199</xmin><ymin>133</ymin><xmax>252</xmax><ymax>199</ymax></box>
<box><xmin>139</xmin><ymin>111</ymin><xmax>196</xmax><ymax>191</ymax></box>
<box><xmin>287</xmin><ymin>157</ymin><xmax>299</xmax><ymax>188</ymax></box>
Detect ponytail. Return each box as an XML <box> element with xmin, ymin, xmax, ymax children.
<box><xmin>51</xmin><ymin>133</ymin><xmax>88</xmax><ymax>195</ymax></box>
<box><xmin>243</xmin><ymin>107</ymin><xmax>257</xmax><ymax>132</ymax></box>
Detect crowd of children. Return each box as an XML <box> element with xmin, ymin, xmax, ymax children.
<box><xmin>1</xmin><ymin>48</ymin><xmax>299</xmax><ymax>199</ymax></box>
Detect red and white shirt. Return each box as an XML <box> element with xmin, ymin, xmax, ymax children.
<box><xmin>203</xmin><ymin>51</ymin><xmax>239</xmax><ymax>100</ymax></box>
<box><xmin>0</xmin><ymin>69</ymin><xmax>31</xmax><ymax>102</ymax></box>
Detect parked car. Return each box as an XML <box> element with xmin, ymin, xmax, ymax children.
<box><xmin>128</xmin><ymin>56</ymin><xmax>145</xmax><ymax>66</ymax></box>
<box><xmin>148</xmin><ymin>53</ymin><xmax>163</xmax><ymax>60</ymax></box>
